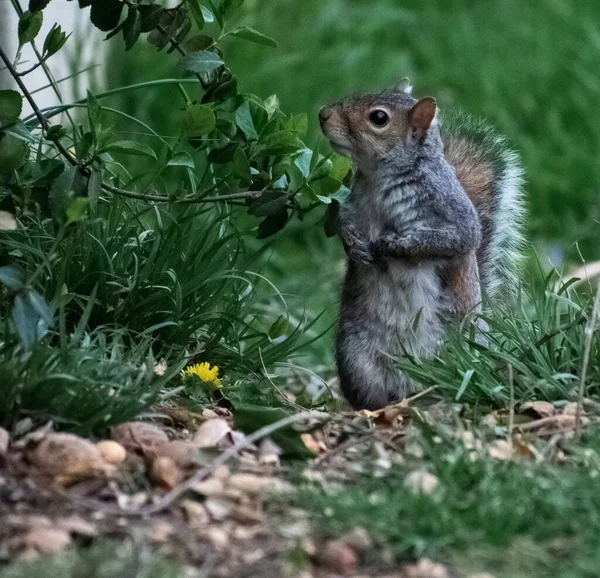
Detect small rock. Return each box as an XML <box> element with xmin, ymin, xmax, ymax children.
<box><xmin>111</xmin><ymin>422</ymin><xmax>168</xmax><ymax>456</ymax></box>
<box><xmin>96</xmin><ymin>441</ymin><xmax>127</xmax><ymax>465</ymax></box>
<box><xmin>0</xmin><ymin>427</ymin><xmax>9</xmax><ymax>453</ymax></box>
<box><xmin>340</xmin><ymin>527</ymin><xmax>372</xmax><ymax>551</ymax></box>
<box><xmin>227</xmin><ymin>473</ymin><xmax>281</xmax><ymax>495</ymax></box>
<box><xmin>190</xmin><ymin>477</ymin><xmax>225</xmax><ymax>497</ymax></box>
<box><xmin>154</xmin><ymin>440</ymin><xmax>208</xmax><ymax>469</ymax></box>
<box><xmin>29</xmin><ymin>433</ymin><xmax>108</xmax><ymax>486</ymax></box>
<box><xmin>401</xmin><ymin>559</ymin><xmax>449</xmax><ymax>578</ymax></box>
<box><xmin>150</xmin><ymin>456</ymin><xmax>184</xmax><ymax>490</ymax></box>
<box><xmin>404</xmin><ymin>470</ymin><xmax>440</xmax><ymax>495</ymax></box>
<box><xmin>314</xmin><ymin>539</ymin><xmax>358</xmax><ymax>576</ymax></box>
<box><xmin>204</xmin><ymin>526</ymin><xmax>229</xmax><ymax>548</ymax></box>
<box><xmin>148</xmin><ymin>521</ymin><xmax>174</xmax><ymax>543</ymax></box>
<box><xmin>56</xmin><ymin>516</ymin><xmax>96</xmax><ymax>537</ymax></box>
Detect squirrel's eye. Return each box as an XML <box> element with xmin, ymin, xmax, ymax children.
<box><xmin>369</xmin><ymin>109</ymin><xmax>389</xmax><ymax>127</ymax></box>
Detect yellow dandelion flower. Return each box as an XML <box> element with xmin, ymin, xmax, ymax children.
<box><xmin>180</xmin><ymin>362</ymin><xmax>223</xmax><ymax>388</ymax></box>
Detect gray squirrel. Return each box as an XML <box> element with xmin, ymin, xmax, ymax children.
<box><xmin>318</xmin><ymin>79</ymin><xmax>525</xmax><ymax>410</ymax></box>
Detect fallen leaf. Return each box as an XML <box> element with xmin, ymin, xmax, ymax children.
<box><xmin>314</xmin><ymin>539</ymin><xmax>358</xmax><ymax>576</ymax></box>
<box><xmin>488</xmin><ymin>439</ymin><xmax>513</xmax><ymax>461</ymax></box>
<box><xmin>203</xmin><ymin>526</ymin><xmax>229</xmax><ymax>548</ymax></box>
<box><xmin>181</xmin><ymin>499</ymin><xmax>210</xmax><ymax>526</ymax></box>
<box><xmin>404</xmin><ymin>470</ymin><xmax>440</xmax><ymax>495</ymax></box>
<box><xmin>192</xmin><ymin>418</ymin><xmax>231</xmax><ymax>448</ymax></box>
<box><xmin>0</xmin><ymin>211</ymin><xmax>18</xmax><ymax>231</ymax></box>
<box><xmin>23</xmin><ymin>527</ymin><xmax>71</xmax><ymax>552</ymax></box>
<box><xmin>96</xmin><ymin>440</ymin><xmax>127</xmax><ymax>465</ymax></box>
<box><xmin>56</xmin><ymin>516</ymin><xmax>97</xmax><ymax>537</ymax></box>
<box><xmin>189</xmin><ymin>476</ymin><xmax>225</xmax><ymax>497</ymax></box>
<box><xmin>111</xmin><ymin>422</ymin><xmax>169</xmax><ymax>456</ymax></box>
<box><xmin>230</xmin><ymin>503</ymin><xmax>263</xmax><ymax>524</ymax></box>
<box><xmin>204</xmin><ymin>497</ymin><xmax>233</xmax><ymax>521</ymax></box>
<box><xmin>258</xmin><ymin>438</ymin><xmax>282</xmax><ymax>465</ymax></box>
<box><xmin>401</xmin><ymin>559</ymin><xmax>449</xmax><ymax>578</ymax></box>
<box><xmin>29</xmin><ymin>433</ymin><xmax>108</xmax><ymax>485</ymax></box>
<box><xmin>339</xmin><ymin>527</ymin><xmax>372</xmax><ymax>551</ymax></box>
<box><xmin>154</xmin><ymin>440</ymin><xmax>209</xmax><ymax>469</ymax></box>
<box><xmin>521</xmin><ymin>401</ymin><xmax>555</xmax><ymax>418</ymax></box>
<box><xmin>227</xmin><ymin>473</ymin><xmax>289</xmax><ymax>495</ymax></box>
<box><xmin>301</xmin><ymin>433</ymin><xmax>326</xmax><ymax>454</ymax></box>
<box><xmin>148</xmin><ymin>521</ymin><xmax>174</xmax><ymax>543</ymax></box>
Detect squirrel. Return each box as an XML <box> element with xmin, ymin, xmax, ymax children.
<box><xmin>318</xmin><ymin>79</ymin><xmax>525</xmax><ymax>410</ymax></box>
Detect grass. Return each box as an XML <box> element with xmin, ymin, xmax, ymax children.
<box><xmin>293</xmin><ymin>419</ymin><xmax>600</xmax><ymax>578</ymax></box>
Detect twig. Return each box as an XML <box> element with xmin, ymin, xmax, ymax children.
<box><xmin>314</xmin><ymin>432</ymin><xmax>370</xmax><ymax>465</ymax></box>
<box><xmin>576</xmin><ymin>283</ymin><xmax>600</xmax><ymax>438</ymax></box>
<box><xmin>0</xmin><ymin>43</ymin><xmax>78</xmax><ymax>167</ymax></box>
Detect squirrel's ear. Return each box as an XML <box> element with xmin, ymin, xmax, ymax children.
<box><xmin>409</xmin><ymin>97</ymin><xmax>437</xmax><ymax>131</ymax></box>
<box><xmin>394</xmin><ymin>77</ymin><xmax>413</xmax><ymax>94</ymax></box>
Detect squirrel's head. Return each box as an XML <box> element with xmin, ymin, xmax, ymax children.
<box><xmin>318</xmin><ymin>80</ymin><xmax>439</xmax><ymax>173</ymax></box>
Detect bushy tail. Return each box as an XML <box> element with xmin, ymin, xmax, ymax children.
<box><xmin>441</xmin><ymin>110</ymin><xmax>526</xmax><ymax>300</ymax></box>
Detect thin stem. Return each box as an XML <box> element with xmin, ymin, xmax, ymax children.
<box><xmin>16</xmin><ymin>61</ymin><xmax>43</xmax><ymax>77</ymax></box>
<box><xmin>0</xmin><ymin>42</ymin><xmax>78</xmax><ymax>167</ymax></box>
<box><xmin>576</xmin><ymin>284</ymin><xmax>600</xmax><ymax>438</ymax></box>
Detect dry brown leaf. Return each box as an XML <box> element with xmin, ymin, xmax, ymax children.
<box><xmin>227</xmin><ymin>473</ymin><xmax>288</xmax><ymax>495</ymax></box>
<box><xmin>56</xmin><ymin>516</ymin><xmax>96</xmax><ymax>537</ymax></box>
<box><xmin>150</xmin><ymin>456</ymin><xmax>184</xmax><ymax>490</ymax></box>
<box><xmin>404</xmin><ymin>470</ymin><xmax>439</xmax><ymax>495</ymax></box>
<box><xmin>23</xmin><ymin>528</ymin><xmax>71</xmax><ymax>552</ymax></box>
<box><xmin>154</xmin><ymin>440</ymin><xmax>209</xmax><ymax>469</ymax></box>
<box><xmin>192</xmin><ymin>418</ymin><xmax>231</xmax><ymax>448</ymax></box>
<box><xmin>314</xmin><ymin>539</ymin><xmax>358</xmax><ymax>576</ymax></box>
<box><xmin>563</xmin><ymin>402</ymin><xmax>580</xmax><ymax>416</ymax></box>
<box><xmin>517</xmin><ymin>414</ymin><xmax>586</xmax><ymax>434</ymax></box>
<box><xmin>230</xmin><ymin>503</ymin><xmax>263</xmax><ymax>524</ymax></box>
<box><xmin>29</xmin><ymin>433</ymin><xmax>109</xmax><ymax>485</ymax></box>
<box><xmin>111</xmin><ymin>422</ymin><xmax>169</xmax><ymax>456</ymax></box>
<box><xmin>95</xmin><ymin>440</ymin><xmax>127</xmax><ymax>465</ymax></box>
<box><xmin>258</xmin><ymin>438</ymin><xmax>282</xmax><ymax>465</ymax></box>
<box><xmin>148</xmin><ymin>521</ymin><xmax>174</xmax><ymax>543</ymax></box>
<box><xmin>520</xmin><ymin>401</ymin><xmax>555</xmax><ymax>418</ymax></box>
<box><xmin>301</xmin><ymin>433</ymin><xmax>326</xmax><ymax>454</ymax></box>
<box><xmin>339</xmin><ymin>527</ymin><xmax>372</xmax><ymax>552</ymax></box>
<box><xmin>488</xmin><ymin>440</ymin><xmax>513</xmax><ymax>461</ymax></box>
<box><xmin>204</xmin><ymin>497</ymin><xmax>233</xmax><ymax>521</ymax></box>
<box><xmin>0</xmin><ymin>427</ymin><xmax>9</xmax><ymax>453</ymax></box>
<box><xmin>189</xmin><ymin>476</ymin><xmax>225</xmax><ymax>497</ymax></box>
<box><xmin>400</xmin><ymin>559</ymin><xmax>449</xmax><ymax>578</ymax></box>
<box><xmin>181</xmin><ymin>499</ymin><xmax>210</xmax><ymax>526</ymax></box>
<box><xmin>203</xmin><ymin>526</ymin><xmax>229</xmax><ymax>548</ymax></box>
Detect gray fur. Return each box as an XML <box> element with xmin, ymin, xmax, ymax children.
<box><xmin>334</xmin><ymin>94</ymin><xmax>482</xmax><ymax>410</ymax></box>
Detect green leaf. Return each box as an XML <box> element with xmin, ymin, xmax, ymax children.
<box><xmin>42</xmin><ymin>24</ymin><xmax>69</xmax><ymax>58</ymax></box>
<box><xmin>0</xmin><ymin>133</ymin><xmax>28</xmax><ymax>173</ymax></box>
<box><xmin>188</xmin><ymin>0</ymin><xmax>205</xmax><ymax>29</ymax></box>
<box><xmin>200</xmin><ymin>5</ymin><xmax>214</xmax><ymax>22</ymax></box>
<box><xmin>12</xmin><ymin>294</ymin><xmax>40</xmax><ymax>351</ymax></box>
<box><xmin>207</xmin><ymin>143</ymin><xmax>237</xmax><ymax>164</ymax></box>
<box><xmin>207</xmin><ymin>0</ymin><xmax>223</xmax><ymax>28</ymax></box>
<box><xmin>286</xmin><ymin>113</ymin><xmax>308</xmax><ymax>137</ymax></box>
<box><xmin>330</xmin><ymin>153</ymin><xmax>352</xmax><ymax>181</ymax></box>
<box><xmin>184</xmin><ymin>34</ymin><xmax>214</xmax><ymax>51</ymax></box>
<box><xmin>48</xmin><ymin>165</ymin><xmax>87</xmax><ymax>223</ymax></box>
<box><xmin>227</xmin><ymin>25</ymin><xmax>277</xmax><ymax>48</ymax></box>
<box><xmin>179</xmin><ymin>50</ymin><xmax>224</xmax><ymax>74</ymax></box>
<box><xmin>29</xmin><ymin>0</ymin><xmax>52</xmax><ymax>11</ymax></box>
<box><xmin>256</xmin><ymin>131</ymin><xmax>303</xmax><ymax>157</ymax></box>
<box><xmin>232</xmin><ymin>148</ymin><xmax>251</xmax><ymax>185</ymax></box>
<box><xmin>18</xmin><ymin>11</ymin><xmax>43</xmax><ymax>46</ymax></box>
<box><xmin>323</xmin><ymin>201</ymin><xmax>340</xmax><ymax>237</ymax></box>
<box><xmin>233</xmin><ymin>405</ymin><xmax>314</xmax><ymax>459</ymax></box>
<box><xmin>311</xmin><ymin>175</ymin><xmax>342</xmax><ymax>197</ymax></box>
<box><xmin>123</xmin><ymin>5</ymin><xmax>142</xmax><ymax>51</ymax></box>
<box><xmin>0</xmin><ymin>90</ymin><xmax>23</xmax><ymax>130</ymax></box>
<box><xmin>90</xmin><ymin>0</ymin><xmax>124</xmax><ymax>32</ymax></box>
<box><xmin>257</xmin><ymin>209</ymin><xmax>288</xmax><ymax>238</ymax></box>
<box><xmin>104</xmin><ymin>140</ymin><xmax>157</xmax><ymax>159</ymax></box>
<box><xmin>0</xmin><ymin>266</ymin><xmax>26</xmax><ymax>291</ymax></box>
<box><xmin>45</xmin><ymin>124</ymin><xmax>67</xmax><ymax>141</ymax></box>
<box><xmin>182</xmin><ymin>104</ymin><xmax>216</xmax><ymax>137</ymax></box>
<box><xmin>248</xmin><ymin>191</ymin><xmax>289</xmax><ymax>217</ymax></box>
<box><xmin>268</xmin><ymin>314</ymin><xmax>288</xmax><ymax>339</ymax></box>
<box><xmin>66</xmin><ymin>196</ymin><xmax>89</xmax><ymax>223</ymax></box>
<box><xmin>87</xmin><ymin>169</ymin><xmax>102</xmax><ymax>211</ymax></box>
<box><xmin>138</xmin><ymin>5</ymin><xmax>164</xmax><ymax>32</ymax></box>
<box><xmin>167</xmin><ymin>151</ymin><xmax>196</xmax><ymax>169</ymax></box>
<box><xmin>234</xmin><ymin>101</ymin><xmax>258</xmax><ymax>140</ymax></box>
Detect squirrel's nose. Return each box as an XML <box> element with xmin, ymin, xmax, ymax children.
<box><xmin>318</xmin><ymin>105</ymin><xmax>333</xmax><ymax>125</ymax></box>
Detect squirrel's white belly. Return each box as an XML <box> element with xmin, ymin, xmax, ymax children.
<box><xmin>358</xmin><ymin>261</ymin><xmax>443</xmax><ymax>358</ymax></box>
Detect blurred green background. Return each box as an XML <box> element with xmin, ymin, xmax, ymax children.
<box><xmin>100</xmin><ymin>0</ymin><xmax>600</xmax><ymax>365</ymax></box>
